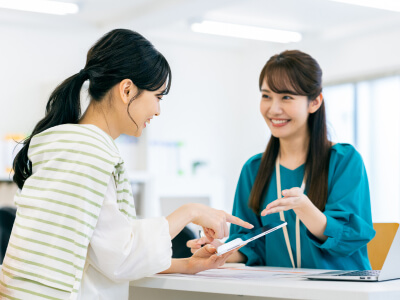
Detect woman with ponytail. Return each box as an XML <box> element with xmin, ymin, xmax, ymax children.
<box><xmin>189</xmin><ymin>50</ymin><xmax>375</xmax><ymax>271</ymax></box>
<box><xmin>0</xmin><ymin>29</ymin><xmax>253</xmax><ymax>299</ymax></box>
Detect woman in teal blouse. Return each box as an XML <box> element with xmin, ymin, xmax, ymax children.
<box><xmin>189</xmin><ymin>50</ymin><xmax>375</xmax><ymax>270</ymax></box>
<box><xmin>228</xmin><ymin>144</ymin><xmax>374</xmax><ymax>269</ymax></box>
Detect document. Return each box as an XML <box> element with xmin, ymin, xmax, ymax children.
<box><xmin>161</xmin><ymin>264</ymin><xmax>323</xmax><ymax>281</ymax></box>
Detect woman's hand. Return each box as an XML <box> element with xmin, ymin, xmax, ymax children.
<box><xmin>187</xmin><ymin>236</ymin><xmax>223</xmax><ymax>254</ymax></box>
<box><xmin>185</xmin><ymin>203</ymin><xmax>253</xmax><ymax>240</ymax></box>
<box><xmin>185</xmin><ymin>244</ymin><xmax>233</xmax><ymax>274</ymax></box>
<box><xmin>260</xmin><ymin>187</ymin><xmax>310</xmax><ymax>216</ymax></box>
<box><xmin>186</xmin><ymin>237</ymin><xmax>247</xmax><ymax>263</ymax></box>
<box><xmin>191</xmin><ymin>203</ymin><xmax>253</xmax><ymax>240</ymax></box>
<box><xmin>166</xmin><ymin>203</ymin><xmax>253</xmax><ymax>242</ymax></box>
<box><xmin>159</xmin><ymin>244</ymin><xmax>239</xmax><ymax>275</ymax></box>
<box><xmin>260</xmin><ymin>187</ymin><xmax>328</xmax><ymax>241</ymax></box>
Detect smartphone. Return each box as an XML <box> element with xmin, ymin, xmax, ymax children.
<box><xmin>216</xmin><ymin>220</ymin><xmax>287</xmax><ymax>256</ymax></box>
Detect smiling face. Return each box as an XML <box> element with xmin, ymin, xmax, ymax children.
<box><xmin>127</xmin><ymin>86</ymin><xmax>165</xmax><ymax>137</ymax></box>
<box><xmin>113</xmin><ymin>79</ymin><xmax>166</xmax><ymax>138</ymax></box>
<box><xmin>260</xmin><ymin>79</ymin><xmax>313</xmax><ymax>141</ymax></box>
<box><xmin>258</xmin><ymin>51</ymin><xmax>324</xmax><ymax>143</ymax></box>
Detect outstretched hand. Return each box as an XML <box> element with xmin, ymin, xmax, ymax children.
<box><xmin>191</xmin><ymin>204</ymin><xmax>254</xmax><ymax>240</ymax></box>
<box><xmin>261</xmin><ymin>187</ymin><xmax>310</xmax><ymax>216</ymax></box>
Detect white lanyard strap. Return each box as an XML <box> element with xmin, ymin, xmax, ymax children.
<box><xmin>276</xmin><ymin>157</ymin><xmax>305</xmax><ymax>268</ymax></box>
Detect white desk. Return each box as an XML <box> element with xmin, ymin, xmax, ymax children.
<box><xmin>129</xmin><ymin>266</ymin><xmax>400</xmax><ymax>300</ymax></box>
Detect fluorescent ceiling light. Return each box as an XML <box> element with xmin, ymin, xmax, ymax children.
<box><xmin>329</xmin><ymin>0</ymin><xmax>400</xmax><ymax>12</ymax></box>
<box><xmin>191</xmin><ymin>20</ymin><xmax>302</xmax><ymax>43</ymax></box>
<box><xmin>0</xmin><ymin>0</ymin><xmax>79</xmax><ymax>15</ymax></box>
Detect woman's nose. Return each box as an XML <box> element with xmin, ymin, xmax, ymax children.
<box><xmin>269</xmin><ymin>99</ymin><xmax>282</xmax><ymax>114</ymax></box>
<box><xmin>155</xmin><ymin>101</ymin><xmax>161</xmax><ymax>116</ymax></box>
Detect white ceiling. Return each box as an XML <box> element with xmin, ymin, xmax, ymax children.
<box><xmin>1</xmin><ymin>0</ymin><xmax>400</xmax><ymax>46</ymax></box>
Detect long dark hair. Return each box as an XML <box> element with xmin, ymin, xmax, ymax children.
<box><xmin>13</xmin><ymin>28</ymin><xmax>171</xmax><ymax>189</ymax></box>
<box><xmin>248</xmin><ymin>50</ymin><xmax>331</xmax><ymax>213</ymax></box>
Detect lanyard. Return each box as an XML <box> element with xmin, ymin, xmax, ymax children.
<box><xmin>275</xmin><ymin>156</ymin><xmax>305</xmax><ymax>268</ymax></box>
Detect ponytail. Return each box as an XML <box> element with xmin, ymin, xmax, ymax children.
<box><xmin>13</xmin><ymin>29</ymin><xmax>171</xmax><ymax>190</ymax></box>
<box><xmin>13</xmin><ymin>71</ymin><xmax>88</xmax><ymax>189</ymax></box>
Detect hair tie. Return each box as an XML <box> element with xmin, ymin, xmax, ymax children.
<box><xmin>78</xmin><ymin>69</ymin><xmax>88</xmax><ymax>80</ymax></box>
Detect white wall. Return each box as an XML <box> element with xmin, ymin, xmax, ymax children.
<box><xmin>0</xmin><ymin>26</ymin><xmax>97</xmax><ymax>138</ymax></box>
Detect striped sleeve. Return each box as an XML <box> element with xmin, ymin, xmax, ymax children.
<box><xmin>1</xmin><ymin>124</ymin><xmax>123</xmax><ymax>299</ymax></box>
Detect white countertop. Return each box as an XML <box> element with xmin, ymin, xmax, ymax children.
<box><xmin>130</xmin><ymin>266</ymin><xmax>400</xmax><ymax>300</ymax></box>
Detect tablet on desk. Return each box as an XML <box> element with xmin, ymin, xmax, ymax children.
<box><xmin>216</xmin><ymin>221</ymin><xmax>287</xmax><ymax>256</ymax></box>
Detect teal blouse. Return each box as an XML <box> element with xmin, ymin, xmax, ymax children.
<box><xmin>227</xmin><ymin>143</ymin><xmax>375</xmax><ymax>270</ymax></box>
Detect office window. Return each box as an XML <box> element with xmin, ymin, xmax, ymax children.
<box><xmin>324</xmin><ymin>76</ymin><xmax>400</xmax><ymax>222</ymax></box>
<box><xmin>357</xmin><ymin>76</ymin><xmax>400</xmax><ymax>222</ymax></box>
<box><xmin>324</xmin><ymin>83</ymin><xmax>355</xmax><ymax>145</ymax></box>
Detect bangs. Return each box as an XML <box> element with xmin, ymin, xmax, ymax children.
<box><xmin>146</xmin><ymin>53</ymin><xmax>172</xmax><ymax>95</ymax></box>
<box><xmin>264</xmin><ymin>64</ymin><xmax>307</xmax><ymax>96</ymax></box>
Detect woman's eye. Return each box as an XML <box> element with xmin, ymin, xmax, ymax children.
<box><xmin>282</xmin><ymin>96</ymin><xmax>292</xmax><ymax>100</ymax></box>
<box><xmin>262</xmin><ymin>94</ymin><xmax>270</xmax><ymax>99</ymax></box>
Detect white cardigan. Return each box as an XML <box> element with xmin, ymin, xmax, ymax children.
<box><xmin>78</xmin><ymin>175</ymin><xmax>171</xmax><ymax>299</ymax></box>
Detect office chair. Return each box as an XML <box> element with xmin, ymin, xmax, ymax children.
<box><xmin>367</xmin><ymin>223</ymin><xmax>399</xmax><ymax>270</ymax></box>
<box><xmin>172</xmin><ymin>226</ymin><xmax>196</xmax><ymax>258</ymax></box>
<box><xmin>0</xmin><ymin>206</ymin><xmax>16</xmax><ymax>264</ymax></box>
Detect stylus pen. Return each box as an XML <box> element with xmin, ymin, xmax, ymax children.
<box><xmin>199</xmin><ymin>228</ymin><xmax>205</xmax><ymax>239</ymax></box>
<box><xmin>198</xmin><ymin>228</ymin><xmax>206</xmax><ymax>247</ymax></box>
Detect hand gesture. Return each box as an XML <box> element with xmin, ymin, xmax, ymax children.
<box><xmin>261</xmin><ymin>187</ymin><xmax>310</xmax><ymax>216</ymax></box>
<box><xmin>191</xmin><ymin>204</ymin><xmax>253</xmax><ymax>240</ymax></box>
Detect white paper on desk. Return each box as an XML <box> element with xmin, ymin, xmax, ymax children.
<box><xmin>165</xmin><ymin>266</ymin><xmax>319</xmax><ymax>281</ymax></box>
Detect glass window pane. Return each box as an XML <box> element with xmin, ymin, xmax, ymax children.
<box><xmin>357</xmin><ymin>76</ymin><xmax>400</xmax><ymax>222</ymax></box>
<box><xmin>324</xmin><ymin>84</ymin><xmax>355</xmax><ymax>145</ymax></box>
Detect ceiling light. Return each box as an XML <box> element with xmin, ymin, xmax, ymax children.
<box><xmin>0</xmin><ymin>0</ymin><xmax>79</xmax><ymax>15</ymax></box>
<box><xmin>191</xmin><ymin>20</ymin><xmax>302</xmax><ymax>43</ymax></box>
<box><xmin>329</xmin><ymin>0</ymin><xmax>400</xmax><ymax>12</ymax></box>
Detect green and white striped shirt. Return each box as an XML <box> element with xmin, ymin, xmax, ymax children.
<box><xmin>0</xmin><ymin>124</ymin><xmax>144</xmax><ymax>299</ymax></box>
